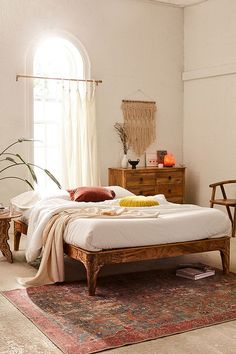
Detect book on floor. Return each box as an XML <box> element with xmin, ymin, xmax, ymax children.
<box><xmin>176</xmin><ymin>265</ymin><xmax>215</xmax><ymax>280</ymax></box>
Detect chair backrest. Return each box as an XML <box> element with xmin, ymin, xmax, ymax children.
<box><xmin>209</xmin><ymin>180</ymin><xmax>236</xmax><ymax>201</ymax></box>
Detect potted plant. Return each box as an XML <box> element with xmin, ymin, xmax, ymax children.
<box><xmin>0</xmin><ymin>138</ymin><xmax>61</xmax><ymax>189</ymax></box>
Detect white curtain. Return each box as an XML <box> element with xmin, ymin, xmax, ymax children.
<box><xmin>60</xmin><ymin>81</ymin><xmax>100</xmax><ymax>189</ymax></box>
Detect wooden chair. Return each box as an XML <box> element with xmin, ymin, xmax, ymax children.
<box><xmin>209</xmin><ymin>180</ymin><xmax>236</xmax><ymax>237</ymax></box>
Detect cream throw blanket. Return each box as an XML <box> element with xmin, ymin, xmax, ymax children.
<box><xmin>18</xmin><ymin>206</ymin><xmax>159</xmax><ymax>286</ymax></box>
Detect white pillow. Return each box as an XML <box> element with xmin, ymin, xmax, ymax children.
<box><xmin>11</xmin><ymin>191</ymin><xmax>41</xmax><ymax>210</ymax></box>
<box><xmin>11</xmin><ymin>189</ymin><xmax>70</xmax><ymax>211</ymax></box>
<box><xmin>40</xmin><ymin>189</ymin><xmax>70</xmax><ymax>201</ymax></box>
<box><xmin>104</xmin><ymin>186</ymin><xmax>135</xmax><ymax>199</ymax></box>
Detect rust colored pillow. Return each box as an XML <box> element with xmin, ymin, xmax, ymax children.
<box><xmin>68</xmin><ymin>187</ymin><xmax>116</xmax><ymax>203</ymax></box>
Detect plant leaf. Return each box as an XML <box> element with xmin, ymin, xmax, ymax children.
<box><xmin>28</xmin><ymin>165</ymin><xmax>38</xmax><ymax>183</ymax></box>
<box><xmin>44</xmin><ymin>169</ymin><xmax>61</xmax><ymax>189</ymax></box>
<box><xmin>15</xmin><ymin>153</ymin><xmax>26</xmax><ymax>163</ymax></box>
<box><xmin>18</xmin><ymin>138</ymin><xmax>35</xmax><ymax>142</ymax></box>
<box><xmin>16</xmin><ymin>154</ymin><xmax>38</xmax><ymax>184</ymax></box>
<box><xmin>0</xmin><ymin>176</ymin><xmax>34</xmax><ymax>190</ymax></box>
<box><xmin>5</xmin><ymin>157</ymin><xmax>17</xmax><ymax>163</ymax></box>
<box><xmin>24</xmin><ymin>179</ymin><xmax>34</xmax><ymax>190</ymax></box>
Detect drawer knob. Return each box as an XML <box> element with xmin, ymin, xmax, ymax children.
<box><xmin>140</xmin><ymin>177</ymin><xmax>143</xmax><ymax>182</ymax></box>
<box><xmin>168</xmin><ymin>189</ymin><xmax>171</xmax><ymax>193</ymax></box>
<box><xmin>168</xmin><ymin>176</ymin><xmax>172</xmax><ymax>180</ymax></box>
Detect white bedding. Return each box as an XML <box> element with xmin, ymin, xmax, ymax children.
<box><xmin>24</xmin><ymin>194</ymin><xmax>231</xmax><ymax>263</ymax></box>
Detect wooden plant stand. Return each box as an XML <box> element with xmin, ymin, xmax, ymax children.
<box><xmin>0</xmin><ymin>211</ymin><xmax>22</xmax><ymax>263</ymax></box>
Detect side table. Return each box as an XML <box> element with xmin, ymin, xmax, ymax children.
<box><xmin>0</xmin><ymin>211</ymin><xmax>22</xmax><ymax>263</ymax></box>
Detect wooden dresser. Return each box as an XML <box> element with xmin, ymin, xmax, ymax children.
<box><xmin>108</xmin><ymin>167</ymin><xmax>185</xmax><ymax>203</ymax></box>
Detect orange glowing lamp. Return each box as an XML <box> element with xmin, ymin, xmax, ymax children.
<box><xmin>164</xmin><ymin>153</ymin><xmax>176</xmax><ymax>167</ymax></box>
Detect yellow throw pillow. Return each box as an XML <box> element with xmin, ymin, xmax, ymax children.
<box><xmin>119</xmin><ymin>196</ymin><xmax>159</xmax><ymax>207</ymax></box>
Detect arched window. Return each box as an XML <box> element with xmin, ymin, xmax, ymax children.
<box><xmin>33</xmin><ymin>37</ymin><xmax>91</xmax><ymax>190</ymax></box>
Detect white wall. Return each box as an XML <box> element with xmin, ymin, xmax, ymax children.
<box><xmin>184</xmin><ymin>0</ymin><xmax>236</xmax><ymax>206</ymax></box>
<box><xmin>0</xmin><ymin>0</ymin><xmax>183</xmax><ymax>205</ymax></box>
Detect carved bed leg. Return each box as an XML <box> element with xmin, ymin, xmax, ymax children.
<box><xmin>220</xmin><ymin>238</ymin><xmax>230</xmax><ymax>274</ymax></box>
<box><xmin>85</xmin><ymin>257</ymin><xmax>103</xmax><ymax>296</ymax></box>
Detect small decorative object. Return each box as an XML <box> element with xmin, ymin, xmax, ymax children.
<box><xmin>114</xmin><ymin>122</ymin><xmax>129</xmax><ymax>168</ymax></box>
<box><xmin>157</xmin><ymin>150</ymin><xmax>167</xmax><ymax>164</ymax></box>
<box><xmin>158</xmin><ymin>163</ymin><xmax>164</xmax><ymax>168</ymax></box>
<box><xmin>0</xmin><ymin>138</ymin><xmax>61</xmax><ymax>189</ymax></box>
<box><xmin>145</xmin><ymin>153</ymin><xmax>158</xmax><ymax>167</ymax></box>
<box><xmin>164</xmin><ymin>153</ymin><xmax>176</xmax><ymax>167</ymax></box>
<box><xmin>128</xmin><ymin>159</ymin><xmax>140</xmax><ymax>169</ymax></box>
<box><xmin>121</xmin><ymin>154</ymin><xmax>128</xmax><ymax>168</ymax></box>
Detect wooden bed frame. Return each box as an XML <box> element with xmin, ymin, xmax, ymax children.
<box><xmin>14</xmin><ymin>220</ymin><xmax>230</xmax><ymax>296</ymax></box>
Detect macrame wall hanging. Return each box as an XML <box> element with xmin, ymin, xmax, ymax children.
<box><xmin>121</xmin><ymin>99</ymin><xmax>157</xmax><ymax>156</ymax></box>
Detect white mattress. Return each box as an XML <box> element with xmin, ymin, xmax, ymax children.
<box><xmin>24</xmin><ymin>195</ymin><xmax>231</xmax><ymax>262</ymax></box>
<box><xmin>64</xmin><ymin>205</ymin><xmax>230</xmax><ymax>251</ymax></box>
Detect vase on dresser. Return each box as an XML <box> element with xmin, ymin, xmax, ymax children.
<box><xmin>121</xmin><ymin>154</ymin><xmax>128</xmax><ymax>168</ymax></box>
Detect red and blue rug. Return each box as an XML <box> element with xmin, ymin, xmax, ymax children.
<box><xmin>3</xmin><ymin>269</ymin><xmax>236</xmax><ymax>354</ymax></box>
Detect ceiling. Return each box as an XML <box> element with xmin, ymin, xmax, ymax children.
<box><xmin>152</xmin><ymin>0</ymin><xmax>208</xmax><ymax>7</ymax></box>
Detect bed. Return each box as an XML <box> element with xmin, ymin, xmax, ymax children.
<box><xmin>12</xmin><ymin>187</ymin><xmax>231</xmax><ymax>295</ymax></box>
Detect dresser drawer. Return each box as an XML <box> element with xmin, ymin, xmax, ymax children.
<box><xmin>126</xmin><ymin>173</ymin><xmax>156</xmax><ymax>187</ymax></box>
<box><xmin>156</xmin><ymin>171</ymin><xmax>183</xmax><ymax>185</ymax></box>
<box><xmin>156</xmin><ymin>184</ymin><xmax>183</xmax><ymax>198</ymax></box>
<box><xmin>128</xmin><ymin>186</ymin><xmax>156</xmax><ymax>196</ymax></box>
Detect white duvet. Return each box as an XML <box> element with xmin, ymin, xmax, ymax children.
<box><xmin>24</xmin><ymin>194</ymin><xmax>231</xmax><ymax>263</ymax></box>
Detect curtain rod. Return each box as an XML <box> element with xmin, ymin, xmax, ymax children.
<box><xmin>16</xmin><ymin>74</ymin><xmax>102</xmax><ymax>85</ymax></box>
<box><xmin>122</xmin><ymin>99</ymin><xmax>156</xmax><ymax>104</ymax></box>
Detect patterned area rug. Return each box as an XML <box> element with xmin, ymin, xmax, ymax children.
<box><xmin>3</xmin><ymin>269</ymin><xmax>236</xmax><ymax>354</ymax></box>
